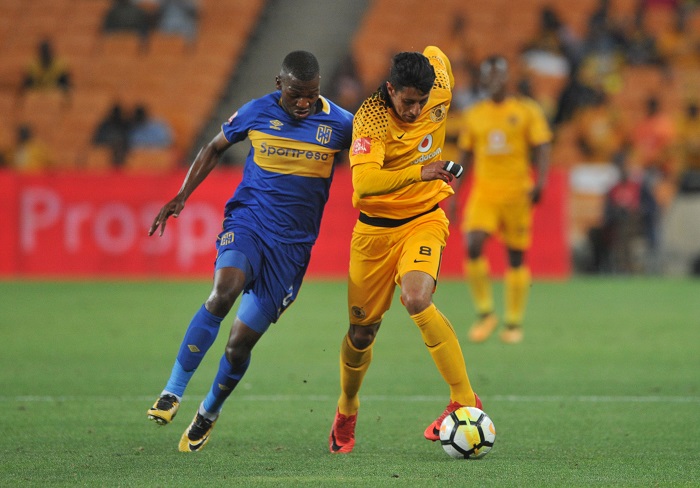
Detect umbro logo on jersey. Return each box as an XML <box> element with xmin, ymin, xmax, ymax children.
<box><xmin>269</xmin><ymin>120</ymin><xmax>283</xmax><ymax>130</ymax></box>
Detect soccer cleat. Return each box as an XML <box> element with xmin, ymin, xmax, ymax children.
<box><xmin>500</xmin><ymin>325</ymin><xmax>524</xmax><ymax>344</ymax></box>
<box><xmin>147</xmin><ymin>394</ymin><xmax>180</xmax><ymax>425</ymax></box>
<box><xmin>329</xmin><ymin>408</ymin><xmax>357</xmax><ymax>454</ymax></box>
<box><xmin>178</xmin><ymin>411</ymin><xmax>218</xmax><ymax>452</ymax></box>
<box><xmin>468</xmin><ymin>313</ymin><xmax>499</xmax><ymax>343</ymax></box>
<box><xmin>424</xmin><ymin>393</ymin><xmax>482</xmax><ymax>441</ymax></box>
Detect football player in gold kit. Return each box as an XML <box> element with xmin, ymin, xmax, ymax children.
<box><xmin>452</xmin><ymin>55</ymin><xmax>552</xmax><ymax>345</ymax></box>
<box><xmin>328</xmin><ymin>47</ymin><xmax>482</xmax><ymax>454</ymax></box>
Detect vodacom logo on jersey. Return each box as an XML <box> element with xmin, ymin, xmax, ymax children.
<box><xmin>410</xmin><ymin>133</ymin><xmax>441</xmax><ymax>165</ymax></box>
<box><xmin>417</xmin><ymin>134</ymin><xmax>433</xmax><ymax>153</ymax></box>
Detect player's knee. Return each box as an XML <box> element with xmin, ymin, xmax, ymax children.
<box><xmin>224</xmin><ymin>337</ymin><xmax>252</xmax><ymax>367</ymax></box>
<box><xmin>224</xmin><ymin>345</ymin><xmax>250</xmax><ymax>368</ymax></box>
<box><xmin>348</xmin><ymin>324</ymin><xmax>378</xmax><ymax>350</ymax></box>
<box><xmin>206</xmin><ymin>287</ymin><xmax>239</xmax><ymax>317</ymax></box>
<box><xmin>467</xmin><ymin>232</ymin><xmax>487</xmax><ymax>259</ymax></box>
<box><xmin>508</xmin><ymin>249</ymin><xmax>524</xmax><ymax>268</ymax></box>
<box><xmin>401</xmin><ymin>290</ymin><xmax>431</xmax><ymax>316</ymax></box>
<box><xmin>467</xmin><ymin>241</ymin><xmax>483</xmax><ymax>260</ymax></box>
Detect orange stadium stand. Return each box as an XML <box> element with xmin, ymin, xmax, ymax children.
<box><xmin>353</xmin><ymin>0</ymin><xmax>699</xmax><ymax>164</ymax></box>
<box><xmin>0</xmin><ymin>0</ymin><xmax>265</xmax><ymax>172</ymax></box>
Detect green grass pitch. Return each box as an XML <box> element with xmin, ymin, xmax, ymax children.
<box><xmin>0</xmin><ymin>278</ymin><xmax>698</xmax><ymax>487</ymax></box>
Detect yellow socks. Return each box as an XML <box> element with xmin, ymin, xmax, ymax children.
<box><xmin>466</xmin><ymin>257</ymin><xmax>493</xmax><ymax>316</ymax></box>
<box><xmin>505</xmin><ymin>266</ymin><xmax>531</xmax><ymax>327</ymax></box>
<box><xmin>337</xmin><ymin>334</ymin><xmax>372</xmax><ymax>416</ymax></box>
<box><xmin>411</xmin><ymin>303</ymin><xmax>476</xmax><ymax>406</ymax></box>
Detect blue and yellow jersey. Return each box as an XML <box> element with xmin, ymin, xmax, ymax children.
<box><xmin>221</xmin><ymin>92</ymin><xmax>353</xmax><ymax>244</ymax></box>
<box><xmin>458</xmin><ymin>96</ymin><xmax>552</xmax><ymax>202</ymax></box>
<box><xmin>349</xmin><ymin>46</ymin><xmax>455</xmax><ymax>219</ymax></box>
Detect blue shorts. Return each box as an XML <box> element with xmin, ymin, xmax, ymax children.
<box><xmin>215</xmin><ymin>218</ymin><xmax>312</xmax><ymax>330</ymax></box>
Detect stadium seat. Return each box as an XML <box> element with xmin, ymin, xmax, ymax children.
<box><xmin>54</xmin><ymin>32</ymin><xmax>98</xmax><ymax>61</ymax></box>
<box><xmin>82</xmin><ymin>146</ymin><xmax>115</xmax><ymax>172</ymax></box>
<box><xmin>147</xmin><ymin>32</ymin><xmax>190</xmax><ymax>56</ymax></box>
<box><xmin>98</xmin><ymin>33</ymin><xmax>146</xmax><ymax>57</ymax></box>
<box><xmin>123</xmin><ymin>147</ymin><xmax>179</xmax><ymax>173</ymax></box>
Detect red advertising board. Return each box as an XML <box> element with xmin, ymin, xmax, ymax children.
<box><xmin>0</xmin><ymin>167</ymin><xmax>570</xmax><ymax>279</ymax></box>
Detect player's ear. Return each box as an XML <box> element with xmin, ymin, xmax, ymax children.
<box><xmin>275</xmin><ymin>76</ymin><xmax>282</xmax><ymax>90</ymax></box>
<box><xmin>386</xmin><ymin>81</ymin><xmax>395</xmax><ymax>97</ymax></box>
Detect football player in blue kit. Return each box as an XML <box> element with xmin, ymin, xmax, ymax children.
<box><xmin>146</xmin><ymin>51</ymin><xmax>353</xmax><ymax>452</ymax></box>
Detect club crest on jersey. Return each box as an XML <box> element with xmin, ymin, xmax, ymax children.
<box><xmin>429</xmin><ymin>104</ymin><xmax>447</xmax><ymax>123</ymax></box>
<box><xmin>316</xmin><ymin>124</ymin><xmax>332</xmax><ymax>145</ymax></box>
<box><xmin>269</xmin><ymin>120</ymin><xmax>283</xmax><ymax>131</ymax></box>
<box><xmin>417</xmin><ymin>134</ymin><xmax>433</xmax><ymax>153</ymax></box>
<box><xmin>351</xmin><ymin>306</ymin><xmax>366</xmax><ymax>320</ymax></box>
<box><xmin>219</xmin><ymin>232</ymin><xmax>234</xmax><ymax>246</ymax></box>
<box><xmin>352</xmin><ymin>137</ymin><xmax>371</xmax><ymax>155</ymax></box>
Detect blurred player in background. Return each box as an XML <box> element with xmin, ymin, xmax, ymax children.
<box><xmin>451</xmin><ymin>55</ymin><xmax>552</xmax><ymax>345</ymax></box>
<box><xmin>146</xmin><ymin>51</ymin><xmax>353</xmax><ymax>452</ymax></box>
<box><xmin>329</xmin><ymin>46</ymin><xmax>482</xmax><ymax>454</ymax></box>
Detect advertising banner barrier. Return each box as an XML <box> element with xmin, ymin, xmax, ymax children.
<box><xmin>0</xmin><ymin>167</ymin><xmax>570</xmax><ymax>279</ymax></box>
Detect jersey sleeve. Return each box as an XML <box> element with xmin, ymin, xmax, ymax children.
<box><xmin>349</xmin><ymin>93</ymin><xmax>388</xmax><ymax>167</ymax></box>
<box><xmin>351</xmin><ymin>162</ymin><xmax>423</xmax><ymax>198</ymax></box>
<box><xmin>221</xmin><ymin>98</ymin><xmax>257</xmax><ymax>144</ymax></box>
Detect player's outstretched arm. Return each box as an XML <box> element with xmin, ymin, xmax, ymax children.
<box><xmin>149</xmin><ymin>131</ymin><xmax>233</xmax><ymax>237</ymax></box>
<box><xmin>352</xmin><ymin>159</ymin><xmax>459</xmax><ymax>198</ymax></box>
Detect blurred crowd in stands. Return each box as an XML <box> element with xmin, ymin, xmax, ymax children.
<box><xmin>0</xmin><ymin>0</ymin><xmax>198</xmax><ymax>173</ymax></box>
<box><xmin>1</xmin><ymin>0</ymin><xmax>699</xmax><ymax>275</ymax></box>
<box><xmin>103</xmin><ymin>0</ymin><xmax>198</xmax><ymax>42</ymax></box>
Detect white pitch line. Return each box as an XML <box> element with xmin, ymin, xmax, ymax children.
<box><xmin>1</xmin><ymin>394</ymin><xmax>699</xmax><ymax>403</ymax></box>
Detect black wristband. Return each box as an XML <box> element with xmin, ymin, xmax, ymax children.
<box><xmin>443</xmin><ymin>161</ymin><xmax>464</xmax><ymax>178</ymax></box>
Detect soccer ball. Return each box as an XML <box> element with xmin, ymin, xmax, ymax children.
<box><xmin>439</xmin><ymin>406</ymin><xmax>496</xmax><ymax>459</ymax></box>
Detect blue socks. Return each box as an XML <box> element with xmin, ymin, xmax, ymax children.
<box><xmin>164</xmin><ymin>304</ymin><xmax>223</xmax><ymax>397</ymax></box>
<box><xmin>202</xmin><ymin>353</ymin><xmax>251</xmax><ymax>414</ymax></box>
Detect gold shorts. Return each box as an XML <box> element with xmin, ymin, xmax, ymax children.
<box><xmin>461</xmin><ymin>195</ymin><xmax>532</xmax><ymax>250</ymax></box>
<box><xmin>348</xmin><ymin>208</ymin><xmax>449</xmax><ymax>326</ymax></box>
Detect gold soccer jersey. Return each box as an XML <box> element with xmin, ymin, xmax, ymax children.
<box><xmin>458</xmin><ymin>96</ymin><xmax>552</xmax><ymax>202</ymax></box>
<box><xmin>349</xmin><ymin>46</ymin><xmax>455</xmax><ymax>219</ymax></box>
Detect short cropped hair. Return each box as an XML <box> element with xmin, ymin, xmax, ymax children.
<box><xmin>281</xmin><ymin>51</ymin><xmax>320</xmax><ymax>81</ymax></box>
<box><xmin>388</xmin><ymin>52</ymin><xmax>435</xmax><ymax>94</ymax></box>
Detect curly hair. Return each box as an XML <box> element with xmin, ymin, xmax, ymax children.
<box><xmin>387</xmin><ymin>51</ymin><xmax>435</xmax><ymax>94</ymax></box>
